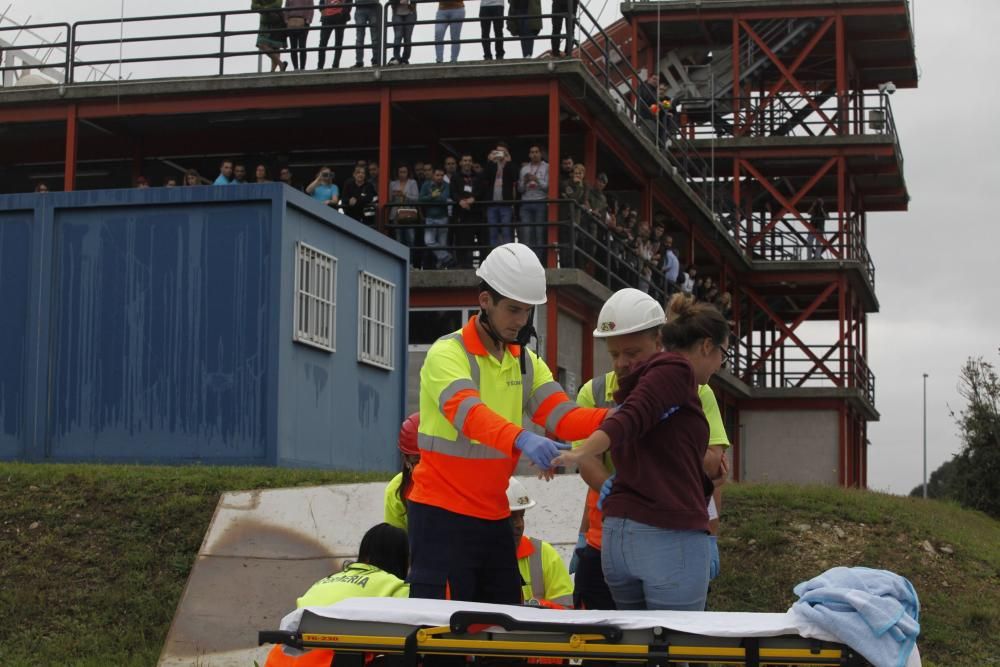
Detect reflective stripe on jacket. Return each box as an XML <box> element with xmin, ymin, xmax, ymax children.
<box><xmin>410</xmin><ymin>315</ymin><xmax>608</xmax><ymax>520</ymax></box>
<box><xmin>296</xmin><ymin>563</ymin><xmax>409</xmax><ymax>608</ymax></box>
<box><xmin>516</xmin><ymin>535</ymin><xmax>574</xmax><ymax>608</ymax></box>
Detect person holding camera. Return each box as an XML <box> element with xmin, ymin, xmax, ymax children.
<box><xmin>342</xmin><ymin>166</ymin><xmax>377</xmax><ymax>224</ymax></box>
<box><xmin>480</xmin><ymin>142</ymin><xmax>519</xmax><ymax>248</ymax></box>
<box><xmin>306</xmin><ymin>167</ymin><xmax>340</xmax><ymax>208</ymax></box>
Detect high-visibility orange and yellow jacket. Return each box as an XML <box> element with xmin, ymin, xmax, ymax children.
<box><xmin>517</xmin><ymin>535</ymin><xmax>574</xmax><ymax>609</ymax></box>
<box><xmin>411</xmin><ymin>315</ymin><xmax>608</xmax><ymax>520</ymax></box>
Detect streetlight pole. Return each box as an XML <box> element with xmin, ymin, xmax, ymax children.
<box><xmin>922</xmin><ymin>373</ymin><xmax>928</xmax><ymax>499</ymax></box>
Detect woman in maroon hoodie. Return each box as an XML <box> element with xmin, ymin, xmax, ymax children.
<box><xmin>555</xmin><ymin>295</ymin><xmax>729</xmax><ymax>611</ymax></box>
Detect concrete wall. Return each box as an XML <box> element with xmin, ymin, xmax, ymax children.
<box><xmin>556</xmin><ymin>312</ymin><xmax>584</xmax><ymax>398</ymax></box>
<box><xmin>740</xmin><ymin>409</ymin><xmax>839</xmax><ymax>484</ymax></box>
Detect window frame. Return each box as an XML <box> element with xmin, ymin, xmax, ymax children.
<box><xmin>293</xmin><ymin>241</ymin><xmax>337</xmax><ymax>353</ymax></box>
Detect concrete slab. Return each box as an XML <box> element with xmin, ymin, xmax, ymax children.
<box><xmin>158</xmin><ymin>474</ymin><xmax>590</xmax><ymax>666</ymax></box>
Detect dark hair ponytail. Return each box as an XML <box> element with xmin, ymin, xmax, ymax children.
<box><xmin>662</xmin><ymin>293</ymin><xmax>730</xmax><ymax>351</ymax></box>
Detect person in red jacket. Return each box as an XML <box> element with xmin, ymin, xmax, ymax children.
<box><xmin>555</xmin><ymin>295</ymin><xmax>729</xmax><ymax>611</ymax></box>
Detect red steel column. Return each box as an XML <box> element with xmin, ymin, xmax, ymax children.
<box><xmin>838</xmin><ymin>403</ymin><xmax>847</xmax><ymax>486</ymax></box>
<box><xmin>732</xmin><ymin>19</ymin><xmax>741</xmax><ymax>135</ymax></box>
<box><xmin>378</xmin><ymin>88</ymin><xmax>391</xmax><ymax>234</ymax></box>
<box><xmin>547</xmin><ymin>80</ymin><xmax>561</xmax><ymax>269</ymax></box>
<box><xmin>64</xmin><ymin>103</ymin><xmax>78</xmax><ymax>192</ymax></box>
<box><xmin>836</xmin><ymin>15</ymin><xmax>847</xmax><ymax>135</ymax></box>
<box><xmin>838</xmin><ymin>157</ymin><xmax>846</xmax><ymax>254</ymax></box>
<box><xmin>838</xmin><ymin>274</ymin><xmax>847</xmax><ymax>387</ymax></box>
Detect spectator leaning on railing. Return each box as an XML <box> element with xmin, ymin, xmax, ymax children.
<box><xmin>517</xmin><ymin>144</ymin><xmax>549</xmax><ymax>262</ymax></box>
<box><xmin>480</xmin><ymin>142</ymin><xmax>519</xmax><ymax>247</ymax></box>
<box><xmin>419</xmin><ymin>167</ymin><xmax>456</xmax><ymax>269</ymax></box>
<box><xmin>284</xmin><ymin>0</ymin><xmax>315</xmax><ymax>71</ymax></box>
<box><xmin>387</xmin><ymin>0</ymin><xmax>417</xmax><ymax>65</ymax></box>
<box><xmin>388</xmin><ymin>164</ymin><xmax>420</xmax><ymax>250</ymax></box>
<box><xmin>317</xmin><ymin>0</ymin><xmax>352</xmax><ymax>68</ymax></box>
<box><xmin>450</xmin><ymin>153</ymin><xmax>482</xmax><ymax>268</ymax></box>
<box><xmin>434</xmin><ymin>0</ymin><xmax>466</xmax><ymax>63</ymax></box>
<box><xmin>480</xmin><ymin>0</ymin><xmax>506</xmax><ymax>60</ymax></box>
<box><xmin>252</xmin><ymin>0</ymin><xmax>288</xmax><ymax>72</ymax></box>
<box><xmin>353</xmin><ymin>0</ymin><xmax>382</xmax><ymax>67</ymax></box>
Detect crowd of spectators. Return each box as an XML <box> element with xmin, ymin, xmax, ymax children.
<box><xmin>248</xmin><ymin>0</ymin><xmax>575</xmax><ymax>70</ymax></box>
<box><xmin>30</xmin><ymin>146</ymin><xmax>733</xmax><ymax>318</ymax></box>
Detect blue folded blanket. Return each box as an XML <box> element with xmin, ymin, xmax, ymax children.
<box><xmin>791</xmin><ymin>566</ymin><xmax>920</xmax><ymax>667</ymax></box>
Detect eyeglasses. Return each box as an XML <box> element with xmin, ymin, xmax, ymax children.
<box><xmin>718</xmin><ymin>344</ymin><xmax>731</xmax><ymax>367</ymax></box>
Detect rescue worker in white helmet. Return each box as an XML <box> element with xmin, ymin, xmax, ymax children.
<box><xmin>569</xmin><ymin>288</ymin><xmax>730</xmax><ymax>610</ymax></box>
<box><xmin>507</xmin><ymin>477</ymin><xmax>574</xmax><ymax>609</ymax></box>
<box><xmin>408</xmin><ymin>242</ymin><xmax>610</xmax><ymax>604</ymax></box>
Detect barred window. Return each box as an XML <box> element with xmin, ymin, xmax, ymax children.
<box><xmin>358</xmin><ymin>272</ymin><xmax>396</xmax><ymax>370</ymax></box>
<box><xmin>293</xmin><ymin>242</ymin><xmax>337</xmax><ymax>352</ymax></box>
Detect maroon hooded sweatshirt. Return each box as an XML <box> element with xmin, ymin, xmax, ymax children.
<box><xmin>600</xmin><ymin>351</ymin><xmax>712</xmax><ymax>532</ymax></box>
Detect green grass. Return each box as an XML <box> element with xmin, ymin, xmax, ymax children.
<box><xmin>0</xmin><ymin>467</ymin><xmax>998</xmax><ymax>666</ymax></box>
<box><xmin>0</xmin><ymin>463</ymin><xmax>389</xmax><ymax>667</ymax></box>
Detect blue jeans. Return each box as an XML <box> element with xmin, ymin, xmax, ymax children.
<box><xmin>354</xmin><ymin>5</ymin><xmax>382</xmax><ymax>65</ymax></box>
<box><xmin>391</xmin><ymin>10</ymin><xmax>416</xmax><ymax>62</ymax></box>
<box><xmin>424</xmin><ymin>216</ymin><xmax>452</xmax><ymax>267</ymax></box>
<box><xmin>518</xmin><ymin>201</ymin><xmax>547</xmax><ymax>260</ymax></box>
<box><xmin>434</xmin><ymin>8</ymin><xmax>465</xmax><ymax>62</ymax></box>
<box><xmin>601</xmin><ymin>516</ymin><xmax>710</xmax><ymax>611</ymax></box>
<box><xmin>487</xmin><ymin>205</ymin><xmax>514</xmax><ymax>247</ymax></box>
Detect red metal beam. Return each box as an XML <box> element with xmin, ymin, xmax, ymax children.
<box><xmin>378</xmin><ymin>88</ymin><xmax>392</xmax><ymax>235</ymax></box>
<box><xmin>392</xmin><ymin>80</ymin><xmax>549</xmax><ymax>102</ymax></box>
<box><xmin>707</xmin><ymin>145</ymin><xmax>897</xmax><ymax>160</ymax></box>
<box><xmin>78</xmin><ymin>88</ymin><xmax>380</xmax><ymax>119</ymax></box>
<box><xmin>741</xmin><ymin>283</ymin><xmax>841</xmax><ymax>384</ymax></box>
<box><xmin>744</xmin><ymin>18</ymin><xmax>835</xmax><ymax>133</ymax></box>
<box><xmin>740</xmin><ymin>19</ymin><xmax>836</xmax><ymax>132</ymax></box>
<box><xmin>0</xmin><ymin>106</ymin><xmax>68</xmax><ymax>123</ymax></box>
<box><xmin>64</xmin><ymin>103</ymin><xmax>78</xmax><ymax>192</ymax></box>
<box><xmin>547</xmin><ymin>80</ymin><xmax>561</xmax><ymax>270</ymax></box>
<box><xmin>633</xmin><ymin>5</ymin><xmax>907</xmax><ymax>22</ymax></box>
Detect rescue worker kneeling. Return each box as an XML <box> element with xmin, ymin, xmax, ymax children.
<box><xmin>508</xmin><ymin>477</ymin><xmax>574</xmax><ymax>609</ymax></box>
<box><xmin>264</xmin><ymin>523</ymin><xmax>410</xmax><ymax>666</ymax></box>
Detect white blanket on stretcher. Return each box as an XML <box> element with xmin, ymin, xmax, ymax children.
<box><xmin>279</xmin><ymin>598</ymin><xmax>920</xmax><ymax>667</ymax></box>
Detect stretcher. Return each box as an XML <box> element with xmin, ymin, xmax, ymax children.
<box><xmin>260</xmin><ymin>598</ymin><xmax>923</xmax><ymax>666</ymax></box>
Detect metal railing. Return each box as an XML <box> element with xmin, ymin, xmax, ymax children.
<box><xmin>383</xmin><ymin>197</ymin><xmax>675</xmax><ymax>302</ymax></box>
<box><xmin>733</xmin><ymin>340</ymin><xmax>875</xmax><ymax>405</ymax></box>
<box><xmin>731</xmin><ymin>212</ymin><xmax>875</xmax><ymax>286</ymax></box>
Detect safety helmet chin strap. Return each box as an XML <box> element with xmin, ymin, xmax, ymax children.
<box><xmin>479</xmin><ymin>306</ymin><xmax>538</xmax><ymax>375</ymax></box>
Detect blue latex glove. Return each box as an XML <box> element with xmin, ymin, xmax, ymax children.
<box><xmin>514</xmin><ymin>431</ymin><xmax>570</xmax><ymax>470</ymax></box>
<box><xmin>569</xmin><ymin>532</ymin><xmax>586</xmax><ymax>574</ymax></box>
<box><xmin>596</xmin><ymin>473</ymin><xmax>616</xmax><ymax>511</ymax></box>
<box><xmin>708</xmin><ymin>535</ymin><xmax>720</xmax><ymax>581</ymax></box>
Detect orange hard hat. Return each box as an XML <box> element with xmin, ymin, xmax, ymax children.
<box><xmin>398</xmin><ymin>412</ymin><xmax>420</xmax><ymax>456</ymax></box>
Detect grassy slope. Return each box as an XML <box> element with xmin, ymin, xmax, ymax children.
<box><xmin>0</xmin><ymin>463</ymin><xmax>389</xmax><ymax>667</ymax></box>
<box><xmin>0</xmin><ymin>465</ymin><xmax>997</xmax><ymax>666</ymax></box>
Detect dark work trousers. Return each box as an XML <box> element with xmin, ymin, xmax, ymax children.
<box><xmin>287</xmin><ymin>27</ymin><xmax>309</xmax><ymax>69</ymax></box>
<box><xmin>451</xmin><ymin>211</ymin><xmax>482</xmax><ymax>268</ymax></box>
<box><xmin>550</xmin><ymin>0</ymin><xmax>572</xmax><ymax>55</ymax></box>
<box><xmin>407</xmin><ymin>500</ymin><xmax>521</xmax><ymax>604</ymax></box>
<box><xmin>480</xmin><ymin>5</ymin><xmax>505</xmax><ymax>59</ymax></box>
<box><xmin>317</xmin><ymin>14</ymin><xmax>350</xmax><ymax>68</ymax></box>
<box><xmin>573</xmin><ymin>544</ymin><xmax>617</xmax><ymax>610</ymax></box>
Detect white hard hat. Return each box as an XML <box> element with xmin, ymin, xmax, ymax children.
<box><xmin>476</xmin><ymin>243</ymin><xmax>547</xmax><ymax>305</ymax></box>
<box><xmin>506</xmin><ymin>477</ymin><xmax>536</xmax><ymax>511</ymax></box>
<box><xmin>593</xmin><ymin>288</ymin><xmax>665</xmax><ymax>338</ymax></box>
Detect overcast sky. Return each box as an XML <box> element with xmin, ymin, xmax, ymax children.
<box><xmin>11</xmin><ymin>0</ymin><xmax>998</xmax><ymax>495</ymax></box>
